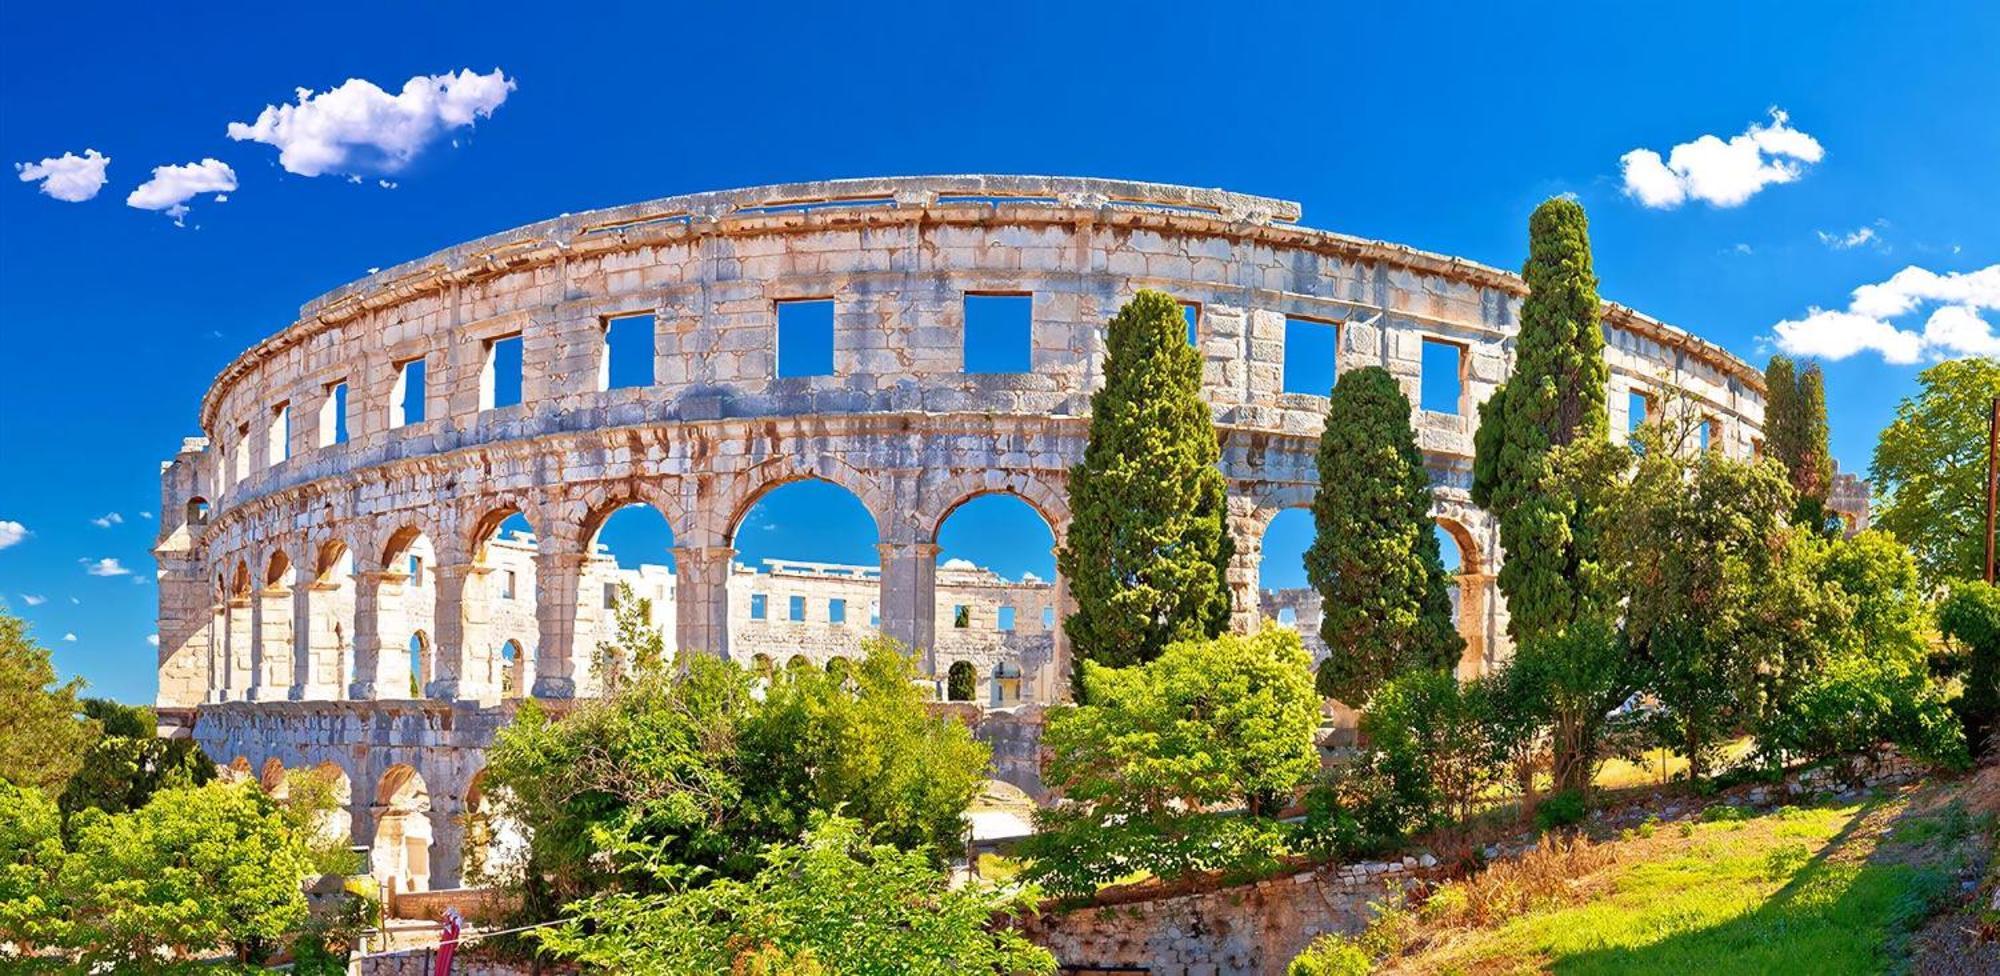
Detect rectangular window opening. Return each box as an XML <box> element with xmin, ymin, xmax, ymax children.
<box><xmin>391</xmin><ymin>358</ymin><xmax>426</xmax><ymax>428</ymax></box>
<box><xmin>963</xmin><ymin>293</ymin><xmax>1032</xmax><ymax>373</ymax></box>
<box><xmin>1042</xmin><ymin>606</ymin><xmax>1055</xmax><ymax>629</ymax></box>
<box><xmin>776</xmin><ymin>299</ymin><xmax>835</xmax><ymax>378</ymax></box>
<box><xmin>788</xmin><ymin>594</ymin><xmax>807</xmax><ymax>622</ymax></box>
<box><xmin>233</xmin><ymin>423</ymin><xmax>250</xmax><ymax>483</ymax></box>
<box><xmin>952</xmin><ymin>604</ymin><xmax>971</xmax><ymax>629</ymax></box>
<box><xmin>267</xmin><ymin>403</ymin><xmax>289</xmax><ymax>466</ymax></box>
<box><xmin>602</xmin><ymin>582</ymin><xmax>617</xmax><ymax>609</ymax></box>
<box><xmin>502</xmin><ymin>570</ymin><xmax>516</xmax><ymax>600</ymax></box>
<box><xmin>319</xmin><ymin>381</ymin><xmax>349</xmax><ymax>447</ymax></box>
<box><xmin>1700</xmin><ymin>417</ymin><xmax>1718</xmax><ymax>453</ymax></box>
<box><xmin>1180</xmin><ymin>301</ymin><xmax>1200</xmax><ymax>347</ymax></box>
<box><xmin>1419</xmin><ymin>339</ymin><xmax>1465</xmax><ymax>415</ymax></box>
<box><xmin>997</xmin><ymin>606</ymin><xmax>1016</xmax><ymax>631</ymax></box>
<box><xmin>750</xmin><ymin>593</ymin><xmax>768</xmax><ymax>620</ymax></box>
<box><xmin>603</xmin><ymin>314</ymin><xmax>655</xmax><ymax>391</ymax></box>
<box><xmin>869</xmin><ymin>602</ymin><xmax>880</xmax><ymax>628</ymax></box>
<box><xmin>829</xmin><ymin>598</ymin><xmax>847</xmax><ymax>625</ymax></box>
<box><xmin>484</xmin><ymin>334</ymin><xmax>524</xmax><ymax>409</ymax></box>
<box><xmin>1628</xmin><ymin>391</ymin><xmax>1652</xmax><ymax>433</ymax></box>
<box><xmin>1282</xmin><ymin>316</ymin><xmax>1339</xmax><ymax>395</ymax></box>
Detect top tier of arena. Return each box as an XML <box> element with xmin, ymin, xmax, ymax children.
<box><xmin>153</xmin><ymin>175</ymin><xmax>1771</xmax><ymax>714</ymax></box>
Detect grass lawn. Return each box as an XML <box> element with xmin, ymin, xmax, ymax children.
<box><xmin>1384</xmin><ymin>784</ymin><xmax>1990</xmax><ymax>975</ymax></box>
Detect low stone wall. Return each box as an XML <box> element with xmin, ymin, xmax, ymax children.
<box><xmin>356</xmin><ymin>949</ymin><xmax>573</xmax><ymax>976</ymax></box>
<box><xmin>388</xmin><ymin>886</ymin><xmax>520</xmax><ymax>925</ymax></box>
<box><xmin>1017</xmin><ymin>856</ymin><xmax>1439</xmax><ymax>976</ymax></box>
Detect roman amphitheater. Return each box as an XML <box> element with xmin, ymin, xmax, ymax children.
<box><xmin>154</xmin><ymin>174</ymin><xmax>1788</xmax><ymax>898</ymax></box>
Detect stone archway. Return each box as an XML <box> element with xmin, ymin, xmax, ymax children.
<box><xmin>371</xmin><ymin>764</ymin><xmax>433</xmax><ymax>895</ymax></box>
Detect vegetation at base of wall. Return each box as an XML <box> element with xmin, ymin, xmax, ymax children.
<box><xmin>57</xmin><ymin>698</ymin><xmax>215</xmax><ymax>829</ymax></box>
<box><xmin>0</xmin><ymin>613</ymin><xmax>98</xmax><ymax>795</ymax></box>
<box><xmin>1020</xmin><ymin>629</ymin><xmax>1321</xmax><ymax>900</ymax></box>
<box><xmin>1940</xmin><ymin>580</ymin><xmax>2000</xmax><ymax>757</ymax></box>
<box><xmin>1306</xmin><ymin>366</ymin><xmax>1463</xmax><ymax>706</ymax></box>
<box><xmin>1058</xmin><ymin>289</ymin><xmax>1233</xmax><ymax>682</ymax></box>
<box><xmin>536</xmin><ymin>813</ymin><xmax>1055</xmax><ymax>975</ymax></box>
<box><xmin>1871</xmin><ymin>357</ymin><xmax>2000</xmax><ymax>590</ymax></box>
<box><xmin>482</xmin><ymin>635</ymin><xmax>990</xmax><ymax>919</ymax></box>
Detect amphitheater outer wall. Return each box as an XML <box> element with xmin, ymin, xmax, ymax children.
<box><xmin>157</xmin><ymin>175</ymin><xmax>1765</xmax><ymax>892</ymax></box>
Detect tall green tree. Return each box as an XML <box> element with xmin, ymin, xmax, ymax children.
<box><xmin>0</xmin><ymin>612</ymin><xmax>96</xmax><ymax>795</ymax></box>
<box><xmin>1872</xmin><ymin>357</ymin><xmax>2000</xmax><ymax>588</ymax></box>
<box><xmin>58</xmin><ymin>698</ymin><xmax>215</xmax><ymax>824</ymax></box>
<box><xmin>1939</xmin><ymin>580</ymin><xmax>2000</xmax><ymax>756</ymax></box>
<box><xmin>1763</xmin><ymin>355</ymin><xmax>1835</xmax><ymax>528</ymax></box>
<box><xmin>1058</xmin><ymin>290</ymin><xmax>1233</xmax><ymax>676</ymax></box>
<box><xmin>1471</xmin><ymin>197</ymin><xmax>1612</xmax><ymax>644</ymax></box>
<box><xmin>1305</xmin><ymin>366</ymin><xmax>1462</xmax><ymax>704</ymax></box>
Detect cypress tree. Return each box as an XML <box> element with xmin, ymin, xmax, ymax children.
<box><xmin>1305</xmin><ymin>367</ymin><xmax>1463</xmax><ymax>704</ymax></box>
<box><xmin>1470</xmin><ymin>197</ymin><xmax>1612</xmax><ymax>643</ymax></box>
<box><xmin>1763</xmin><ymin>355</ymin><xmax>1801</xmax><ymax>471</ymax></box>
<box><xmin>1762</xmin><ymin>354</ymin><xmax>1834</xmax><ymax>527</ymax></box>
<box><xmin>1057</xmin><ymin>290</ymin><xmax>1233</xmax><ymax>677</ymax></box>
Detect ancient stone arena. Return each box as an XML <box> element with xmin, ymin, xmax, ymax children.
<box><xmin>153</xmin><ymin>174</ymin><xmax>1770</xmax><ymax>896</ymax></box>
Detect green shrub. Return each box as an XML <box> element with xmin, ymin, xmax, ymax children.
<box><xmin>1700</xmin><ymin>804</ymin><xmax>1748</xmax><ymax>823</ymax></box>
<box><xmin>1287</xmin><ymin>933</ymin><xmax>1371</xmax><ymax>976</ymax></box>
<box><xmin>1941</xmin><ymin>581</ymin><xmax>2000</xmax><ymax>757</ymax></box>
<box><xmin>1534</xmin><ymin>789</ymin><xmax>1587</xmax><ymax>832</ymax></box>
<box><xmin>1764</xmin><ymin>842</ymin><xmax>1810</xmax><ymax>881</ymax></box>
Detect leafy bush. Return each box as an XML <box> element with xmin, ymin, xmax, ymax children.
<box><xmin>1358</xmin><ymin>668</ymin><xmax>1512</xmax><ymax>834</ymax></box>
<box><xmin>1534</xmin><ymin>789</ymin><xmax>1586</xmax><ymax>832</ymax></box>
<box><xmin>1022</xmin><ymin>629</ymin><xmax>1320</xmax><ymax>899</ymax></box>
<box><xmin>1940</xmin><ymin>580</ymin><xmax>2000</xmax><ymax>757</ymax></box>
<box><xmin>1700</xmin><ymin>804</ymin><xmax>1749</xmax><ymax>823</ymax></box>
<box><xmin>1287</xmin><ymin>933</ymin><xmax>1371</xmax><ymax>976</ymax></box>
<box><xmin>1764</xmin><ymin>842</ymin><xmax>1811</xmax><ymax>881</ymax></box>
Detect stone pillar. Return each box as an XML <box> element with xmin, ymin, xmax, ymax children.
<box><xmin>225</xmin><ymin>595</ymin><xmax>254</xmax><ymax>700</ymax></box>
<box><xmin>1226</xmin><ymin>514</ymin><xmax>1265</xmax><ymax>634</ymax></box>
<box><xmin>426</xmin><ymin>564</ymin><xmax>495</xmax><ymax>702</ymax></box>
<box><xmin>207</xmin><ymin>605</ymin><xmax>229</xmax><ymax>703</ymax></box>
<box><xmin>250</xmin><ymin>581</ymin><xmax>294</xmax><ymax>701</ymax></box>
<box><xmin>530</xmin><ymin>548</ymin><xmax>588</xmax><ymax>698</ymax></box>
<box><xmin>348</xmin><ymin>570</ymin><xmax>406</xmax><ymax>699</ymax></box>
<box><xmin>672</xmin><ymin>545</ymin><xmax>736</xmax><ymax>662</ymax></box>
<box><xmin>1034</xmin><ymin>544</ymin><xmax>1075</xmax><ymax>704</ymax></box>
<box><xmin>428</xmin><ymin>801</ymin><xmax>465</xmax><ymax>890</ymax></box>
<box><xmin>878</xmin><ymin>541</ymin><xmax>940</xmax><ymax>677</ymax></box>
<box><xmin>1455</xmin><ymin>571</ymin><xmax>1496</xmax><ymax>680</ymax></box>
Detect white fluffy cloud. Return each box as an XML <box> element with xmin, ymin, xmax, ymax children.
<box><xmin>1818</xmin><ymin>225</ymin><xmax>1882</xmax><ymax>250</ymax></box>
<box><xmin>126</xmin><ymin>159</ymin><xmax>237</xmax><ymax>225</ymax></box>
<box><xmin>147</xmin><ymin>634</ymin><xmax>159</xmax><ymax>647</ymax></box>
<box><xmin>81</xmin><ymin>557</ymin><xmax>130</xmax><ymax>577</ymax></box>
<box><xmin>1621</xmin><ymin>109</ymin><xmax>1824</xmax><ymax>209</ymax></box>
<box><xmin>92</xmin><ymin>512</ymin><xmax>123</xmax><ymax>528</ymax></box>
<box><xmin>0</xmin><ymin>521</ymin><xmax>26</xmax><ymax>550</ymax></box>
<box><xmin>15</xmin><ymin>149</ymin><xmax>110</xmax><ymax>202</ymax></box>
<box><xmin>940</xmin><ymin>557</ymin><xmax>979</xmax><ymax>571</ymax></box>
<box><xmin>62</xmin><ymin>633</ymin><xmax>77</xmax><ymax>642</ymax></box>
<box><xmin>227</xmin><ymin>68</ymin><xmax>516</xmax><ymax>178</ymax></box>
<box><xmin>20</xmin><ymin>595</ymin><xmax>45</xmax><ymax>606</ymax></box>
<box><xmin>1772</xmin><ymin>264</ymin><xmax>2000</xmax><ymax>364</ymax></box>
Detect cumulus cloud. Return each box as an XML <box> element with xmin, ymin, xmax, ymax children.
<box><xmin>21</xmin><ymin>595</ymin><xmax>45</xmax><ymax>606</ymax></box>
<box><xmin>92</xmin><ymin>512</ymin><xmax>123</xmax><ymax>528</ymax></box>
<box><xmin>0</xmin><ymin>521</ymin><xmax>26</xmax><ymax>549</ymax></box>
<box><xmin>1818</xmin><ymin>225</ymin><xmax>1883</xmax><ymax>250</ymax></box>
<box><xmin>126</xmin><ymin>159</ymin><xmax>237</xmax><ymax>225</ymax></box>
<box><xmin>15</xmin><ymin>149</ymin><xmax>110</xmax><ymax>202</ymax></box>
<box><xmin>227</xmin><ymin>68</ymin><xmax>516</xmax><ymax>178</ymax></box>
<box><xmin>940</xmin><ymin>557</ymin><xmax>979</xmax><ymax>571</ymax></box>
<box><xmin>1771</xmin><ymin>264</ymin><xmax>2000</xmax><ymax>364</ymax></box>
<box><xmin>81</xmin><ymin>557</ymin><xmax>130</xmax><ymax>577</ymax></box>
<box><xmin>1620</xmin><ymin>108</ymin><xmax>1824</xmax><ymax>209</ymax></box>
<box><xmin>62</xmin><ymin>633</ymin><xmax>77</xmax><ymax>642</ymax></box>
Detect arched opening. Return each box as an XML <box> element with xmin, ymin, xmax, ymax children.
<box><xmin>933</xmin><ymin>492</ymin><xmax>1057</xmax><ymax>705</ymax></box>
<box><xmin>377</xmin><ymin>528</ymin><xmax>437</xmax><ymax>698</ymax></box>
<box><xmin>825</xmin><ymin>655</ymin><xmax>852</xmax><ymax>683</ymax></box>
<box><xmin>310</xmin><ymin>762</ymin><xmax>354</xmax><ymax>849</ymax></box>
<box><xmin>471</xmin><ymin>510</ymin><xmax>541</xmax><ymax>701</ymax></box>
<box><xmin>406</xmin><ymin>632</ymin><xmax>432</xmax><ymax>698</ymax></box>
<box><xmin>786</xmin><ymin>654</ymin><xmax>810</xmax><ymax>671</ymax></box>
<box><xmin>947</xmin><ymin>660</ymin><xmax>977</xmax><ymax>701</ymax></box>
<box><xmin>751</xmin><ymin>653</ymin><xmax>774</xmax><ymax>675</ymax></box>
<box><xmin>371</xmin><ymin>764</ymin><xmax>433</xmax><ymax>895</ymax></box>
<box><xmin>1257</xmin><ymin>507</ymin><xmax>1321</xmax><ymax>661</ymax></box>
<box><xmin>1433</xmin><ymin>518</ymin><xmax>1488</xmax><ymax>679</ymax></box>
<box><xmin>309</xmin><ymin>542</ymin><xmax>357</xmax><ymax>699</ymax></box>
<box><xmin>729</xmin><ymin>479</ymin><xmax>880</xmax><ymax>672</ymax></box>
<box><xmin>462</xmin><ymin>770</ymin><xmax>529</xmax><ymax>887</ymax></box>
<box><xmin>991</xmin><ymin>660</ymin><xmax>1023</xmax><ymax>706</ymax></box>
<box><xmin>223</xmin><ymin>756</ymin><xmax>254</xmax><ymax>784</ymax></box>
<box><xmin>185</xmin><ymin>497</ymin><xmax>211</xmax><ymax>526</ymax></box>
<box><xmin>260</xmin><ymin>758</ymin><xmax>288</xmax><ymax>796</ymax></box>
<box><xmin>256</xmin><ymin>551</ymin><xmax>295</xmax><ymax>698</ymax></box>
<box><xmin>583</xmin><ymin>503</ymin><xmax>678</xmax><ymax>692</ymax></box>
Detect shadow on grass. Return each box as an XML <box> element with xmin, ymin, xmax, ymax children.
<box><xmin>1550</xmin><ymin>795</ymin><xmax>1956</xmax><ymax>976</ymax></box>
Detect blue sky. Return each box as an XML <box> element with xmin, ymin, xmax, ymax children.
<box><xmin>2</xmin><ymin>0</ymin><xmax>1995</xmax><ymax>702</ymax></box>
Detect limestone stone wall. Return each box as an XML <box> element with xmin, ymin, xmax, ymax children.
<box><xmin>160</xmin><ymin>175</ymin><xmax>1767</xmax><ymax>891</ymax></box>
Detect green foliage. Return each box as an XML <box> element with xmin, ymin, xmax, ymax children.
<box><xmin>484</xmin><ymin>638</ymin><xmax>989</xmax><ymax>915</ymax></box>
<box><xmin>1022</xmin><ymin>629</ymin><xmax>1321</xmax><ymax>898</ymax></box>
<box><xmin>0</xmin><ymin>781</ymin><xmax>69</xmax><ymax>954</ymax></box>
<box><xmin>1764</xmin><ymin>355</ymin><xmax>1836</xmax><ymax>528</ymax></box>
<box><xmin>1471</xmin><ymin>197</ymin><xmax>1612</xmax><ymax>646</ymax></box>
<box><xmin>58</xmin><ymin>698</ymin><xmax>215</xmax><ymax>825</ymax></box>
<box><xmin>536</xmin><ymin>814</ymin><xmax>1055</xmax><ymax>975</ymax></box>
<box><xmin>0</xmin><ymin>612</ymin><xmax>96</xmax><ymax>794</ymax></box>
<box><xmin>1871</xmin><ymin>357</ymin><xmax>2000</xmax><ymax>589</ymax></box>
<box><xmin>1288</xmin><ymin>933</ymin><xmax>1372</xmax><ymax>976</ymax></box>
<box><xmin>1357</xmin><ymin>668</ymin><xmax>1509</xmax><ymax>832</ymax></box>
<box><xmin>1058</xmin><ymin>289</ymin><xmax>1233</xmax><ymax>675</ymax></box>
<box><xmin>946</xmin><ymin>660</ymin><xmax>976</xmax><ymax>701</ymax></box>
<box><xmin>1306</xmin><ymin>366</ymin><xmax>1463</xmax><ymax>704</ymax></box>
<box><xmin>1509</xmin><ymin>613</ymin><xmax>1629</xmax><ymax>800</ymax></box>
<box><xmin>1533</xmin><ymin>788</ymin><xmax>1587</xmax><ymax>832</ymax></box>
<box><xmin>1940</xmin><ymin>580</ymin><xmax>2000</xmax><ymax>756</ymax></box>
<box><xmin>58</xmin><ymin>781</ymin><xmax>315</xmax><ymax>968</ymax></box>
<box><xmin>592</xmin><ymin>581</ymin><xmax>665</xmax><ymax>690</ymax></box>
